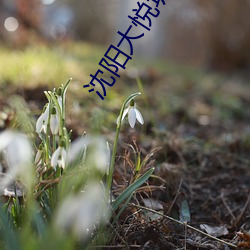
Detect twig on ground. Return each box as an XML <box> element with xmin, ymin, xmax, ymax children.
<box><xmin>221</xmin><ymin>189</ymin><xmax>236</xmax><ymax>221</ymax></box>
<box><xmin>89</xmin><ymin>245</ymin><xmax>141</xmax><ymax>248</ymax></box>
<box><xmin>233</xmin><ymin>192</ymin><xmax>250</xmax><ymax>227</ymax></box>
<box><xmin>130</xmin><ymin>203</ymin><xmax>238</xmax><ymax>249</ymax></box>
<box><xmin>166</xmin><ymin>178</ymin><xmax>183</xmax><ymax>215</ymax></box>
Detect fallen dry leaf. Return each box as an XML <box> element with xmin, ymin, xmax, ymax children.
<box><xmin>237</xmin><ymin>231</ymin><xmax>250</xmax><ymax>248</ymax></box>
<box><xmin>200</xmin><ymin>224</ymin><xmax>229</xmax><ymax>237</ymax></box>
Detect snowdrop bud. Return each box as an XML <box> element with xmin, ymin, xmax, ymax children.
<box><xmin>54</xmin><ymin>182</ymin><xmax>109</xmax><ymax>241</ymax></box>
<box><xmin>50</xmin><ymin>106</ymin><xmax>59</xmax><ymax>135</ymax></box>
<box><xmin>57</xmin><ymin>87</ymin><xmax>63</xmax><ymax>111</ymax></box>
<box><xmin>35</xmin><ymin>143</ymin><xmax>43</xmax><ymax>164</ymax></box>
<box><xmin>57</xmin><ymin>87</ymin><xmax>62</xmax><ymax>95</ymax></box>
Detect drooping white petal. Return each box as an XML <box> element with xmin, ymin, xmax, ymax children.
<box><xmin>0</xmin><ymin>130</ymin><xmax>14</xmax><ymax>151</ymax></box>
<box><xmin>57</xmin><ymin>158</ymin><xmax>65</xmax><ymax>169</ymax></box>
<box><xmin>41</xmin><ymin>121</ymin><xmax>48</xmax><ymax>133</ymax></box>
<box><xmin>36</xmin><ymin>104</ymin><xmax>50</xmax><ymax>134</ymax></box>
<box><xmin>128</xmin><ymin>107</ymin><xmax>136</xmax><ymax>128</ymax></box>
<box><xmin>135</xmin><ymin>109</ymin><xmax>144</xmax><ymax>125</ymax></box>
<box><xmin>50</xmin><ymin>114</ymin><xmax>59</xmax><ymax>135</ymax></box>
<box><xmin>59</xmin><ymin>148</ymin><xmax>67</xmax><ymax>169</ymax></box>
<box><xmin>36</xmin><ymin>113</ymin><xmax>45</xmax><ymax>133</ymax></box>
<box><xmin>35</xmin><ymin>149</ymin><xmax>42</xmax><ymax>164</ymax></box>
<box><xmin>121</xmin><ymin>108</ymin><xmax>129</xmax><ymax>121</ymax></box>
<box><xmin>44</xmin><ymin>103</ymin><xmax>50</xmax><ymax>118</ymax></box>
<box><xmin>61</xmin><ymin>148</ymin><xmax>67</xmax><ymax>161</ymax></box>
<box><xmin>51</xmin><ymin>147</ymin><xmax>67</xmax><ymax>169</ymax></box>
<box><xmin>51</xmin><ymin>147</ymin><xmax>61</xmax><ymax>168</ymax></box>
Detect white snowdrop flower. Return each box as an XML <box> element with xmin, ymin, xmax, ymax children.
<box><xmin>90</xmin><ymin>137</ymin><xmax>110</xmax><ymax>173</ymax></box>
<box><xmin>67</xmin><ymin>136</ymin><xmax>110</xmax><ymax>173</ymax></box>
<box><xmin>120</xmin><ymin>99</ymin><xmax>144</xmax><ymax>128</ymax></box>
<box><xmin>67</xmin><ymin>136</ymin><xmax>87</xmax><ymax>164</ymax></box>
<box><xmin>50</xmin><ymin>106</ymin><xmax>59</xmax><ymax>135</ymax></box>
<box><xmin>51</xmin><ymin>143</ymin><xmax>67</xmax><ymax>169</ymax></box>
<box><xmin>0</xmin><ymin>130</ymin><xmax>33</xmax><ymax>190</ymax></box>
<box><xmin>36</xmin><ymin>103</ymin><xmax>50</xmax><ymax>133</ymax></box>
<box><xmin>54</xmin><ymin>182</ymin><xmax>109</xmax><ymax>240</ymax></box>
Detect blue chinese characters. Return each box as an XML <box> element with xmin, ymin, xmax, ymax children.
<box><xmin>83</xmin><ymin>0</ymin><xmax>165</xmax><ymax>100</ymax></box>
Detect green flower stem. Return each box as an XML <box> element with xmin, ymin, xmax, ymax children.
<box><xmin>63</xmin><ymin>127</ymin><xmax>70</xmax><ymax>150</ymax></box>
<box><xmin>45</xmin><ymin>97</ymin><xmax>53</xmax><ymax>164</ymax></box>
<box><xmin>61</xmin><ymin>78</ymin><xmax>72</xmax><ymax>126</ymax></box>
<box><xmin>106</xmin><ymin>92</ymin><xmax>141</xmax><ymax>197</ymax></box>
<box><xmin>52</xmin><ymin>134</ymin><xmax>56</xmax><ymax>152</ymax></box>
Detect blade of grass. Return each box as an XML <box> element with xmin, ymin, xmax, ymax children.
<box><xmin>0</xmin><ymin>208</ymin><xmax>21</xmax><ymax>250</ymax></box>
<box><xmin>112</xmin><ymin>193</ymin><xmax>133</xmax><ymax>225</ymax></box>
<box><xmin>112</xmin><ymin>167</ymin><xmax>154</xmax><ymax>211</ymax></box>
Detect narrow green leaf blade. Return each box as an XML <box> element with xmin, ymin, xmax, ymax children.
<box><xmin>112</xmin><ymin>167</ymin><xmax>154</xmax><ymax>211</ymax></box>
<box><xmin>179</xmin><ymin>199</ymin><xmax>191</xmax><ymax>222</ymax></box>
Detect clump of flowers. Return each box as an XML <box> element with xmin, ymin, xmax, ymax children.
<box><xmin>0</xmin><ymin>79</ymin><xmax>154</xmax><ymax>249</ymax></box>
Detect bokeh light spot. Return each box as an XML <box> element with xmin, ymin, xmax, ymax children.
<box><xmin>4</xmin><ymin>17</ymin><xmax>19</xmax><ymax>32</ymax></box>
<box><xmin>41</xmin><ymin>0</ymin><xmax>55</xmax><ymax>5</ymax></box>
<box><xmin>50</xmin><ymin>24</ymin><xmax>66</xmax><ymax>40</ymax></box>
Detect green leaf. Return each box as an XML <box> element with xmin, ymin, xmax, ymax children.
<box><xmin>32</xmin><ymin>209</ymin><xmax>46</xmax><ymax>237</ymax></box>
<box><xmin>62</xmin><ymin>78</ymin><xmax>72</xmax><ymax>99</ymax></box>
<box><xmin>112</xmin><ymin>193</ymin><xmax>133</xmax><ymax>225</ymax></box>
<box><xmin>135</xmin><ymin>152</ymin><xmax>141</xmax><ymax>173</ymax></box>
<box><xmin>0</xmin><ymin>208</ymin><xmax>21</xmax><ymax>250</ymax></box>
<box><xmin>112</xmin><ymin>167</ymin><xmax>154</xmax><ymax>211</ymax></box>
<box><xmin>179</xmin><ymin>199</ymin><xmax>191</xmax><ymax>222</ymax></box>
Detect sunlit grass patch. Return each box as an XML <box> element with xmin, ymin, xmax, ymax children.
<box><xmin>0</xmin><ymin>42</ymin><xmax>105</xmax><ymax>87</ymax></box>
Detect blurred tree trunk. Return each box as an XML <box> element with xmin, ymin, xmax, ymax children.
<box><xmin>15</xmin><ymin>0</ymin><xmax>42</xmax><ymax>45</ymax></box>
<box><xmin>67</xmin><ymin>0</ymin><xmax>117</xmax><ymax>44</ymax></box>
<box><xmin>162</xmin><ymin>0</ymin><xmax>250</xmax><ymax>71</ymax></box>
<box><xmin>16</xmin><ymin>0</ymin><xmax>41</xmax><ymax>31</ymax></box>
<box><xmin>205</xmin><ymin>0</ymin><xmax>250</xmax><ymax>71</ymax></box>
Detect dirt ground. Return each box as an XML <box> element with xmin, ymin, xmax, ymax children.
<box><xmin>1</xmin><ymin>67</ymin><xmax>250</xmax><ymax>250</ymax></box>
